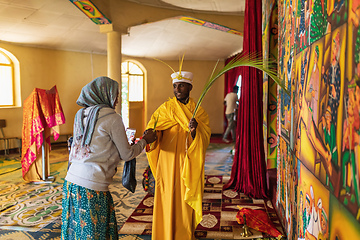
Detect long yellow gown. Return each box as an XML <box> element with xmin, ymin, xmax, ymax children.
<box><xmin>146</xmin><ymin>97</ymin><xmax>211</xmax><ymax>240</ymax></box>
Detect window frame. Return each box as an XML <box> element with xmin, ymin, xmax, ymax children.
<box><xmin>0</xmin><ymin>48</ymin><xmax>20</xmax><ymax>108</ymax></box>
<box><xmin>0</xmin><ymin>49</ymin><xmax>15</xmax><ymax>107</ymax></box>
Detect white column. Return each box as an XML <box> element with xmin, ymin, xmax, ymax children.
<box><xmin>100</xmin><ymin>24</ymin><xmax>122</xmax><ymax>114</ymax></box>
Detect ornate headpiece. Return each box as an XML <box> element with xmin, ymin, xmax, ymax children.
<box><xmin>154</xmin><ymin>53</ymin><xmax>193</xmax><ymax>85</ymax></box>
<box><xmin>171</xmin><ymin>71</ymin><xmax>193</xmax><ymax>85</ymax></box>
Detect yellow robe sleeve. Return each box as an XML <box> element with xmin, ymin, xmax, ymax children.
<box><xmin>145</xmin><ymin>100</ymin><xmax>177</xmax><ymax>178</ymax></box>
<box><xmin>182</xmin><ymin>103</ymin><xmax>211</xmax><ymax>226</ymax></box>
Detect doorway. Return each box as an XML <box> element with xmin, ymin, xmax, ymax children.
<box><xmin>121</xmin><ymin>61</ymin><xmax>145</xmax><ymax>138</ymax></box>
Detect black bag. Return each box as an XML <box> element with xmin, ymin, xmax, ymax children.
<box><xmin>122</xmin><ymin>158</ymin><xmax>137</xmax><ymax>193</ymax></box>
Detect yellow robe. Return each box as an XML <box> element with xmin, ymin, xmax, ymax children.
<box><xmin>146</xmin><ymin>97</ymin><xmax>211</xmax><ymax>240</ymax></box>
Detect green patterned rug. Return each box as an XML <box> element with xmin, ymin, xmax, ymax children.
<box><xmin>0</xmin><ymin>181</ymin><xmax>62</xmax><ymax>231</ymax></box>
<box><xmin>0</xmin><ymin>148</ymin><xmax>150</xmax><ymax>240</ymax></box>
<box><xmin>0</xmin><ymin>143</ymin><xmax>280</xmax><ymax>240</ymax></box>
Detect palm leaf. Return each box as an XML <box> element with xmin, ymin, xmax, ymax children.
<box><xmin>153</xmin><ymin>58</ymin><xmax>177</xmax><ymax>74</ymax></box>
<box><xmin>192</xmin><ymin>53</ymin><xmax>288</xmax><ymax>118</ymax></box>
<box><xmin>153</xmin><ymin>112</ymin><xmax>160</xmax><ymax>130</ymax></box>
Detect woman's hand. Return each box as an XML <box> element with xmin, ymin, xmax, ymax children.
<box><xmin>142</xmin><ymin>128</ymin><xmax>157</xmax><ymax>144</ymax></box>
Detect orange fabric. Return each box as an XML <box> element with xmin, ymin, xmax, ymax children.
<box><xmin>21</xmin><ymin>86</ymin><xmax>65</xmax><ymax>180</ymax></box>
<box><xmin>22</xmin><ymin>128</ymin><xmax>51</xmax><ymax>182</ymax></box>
<box><xmin>236</xmin><ymin>207</ymin><xmax>283</xmax><ymax>238</ymax></box>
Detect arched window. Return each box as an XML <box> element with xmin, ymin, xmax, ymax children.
<box><xmin>0</xmin><ymin>48</ymin><xmax>20</xmax><ymax>107</ymax></box>
<box><xmin>121</xmin><ymin>61</ymin><xmax>144</xmax><ymax>128</ymax></box>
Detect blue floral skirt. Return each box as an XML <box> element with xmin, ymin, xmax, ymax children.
<box><xmin>61</xmin><ymin>180</ymin><xmax>118</xmax><ymax>240</ymax></box>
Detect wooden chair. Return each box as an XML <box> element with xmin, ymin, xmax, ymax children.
<box><xmin>0</xmin><ymin>119</ymin><xmax>21</xmax><ymax>156</ymax></box>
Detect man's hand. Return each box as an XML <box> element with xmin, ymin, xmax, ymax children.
<box><xmin>189</xmin><ymin>118</ymin><xmax>198</xmax><ymax>139</ymax></box>
<box><xmin>142</xmin><ymin>128</ymin><xmax>157</xmax><ymax>144</ymax></box>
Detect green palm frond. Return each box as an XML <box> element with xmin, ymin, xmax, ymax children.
<box><xmin>153</xmin><ymin>58</ymin><xmax>177</xmax><ymax>74</ymax></box>
<box><xmin>153</xmin><ymin>112</ymin><xmax>160</xmax><ymax>130</ymax></box>
<box><xmin>192</xmin><ymin>52</ymin><xmax>288</xmax><ymax>118</ymax></box>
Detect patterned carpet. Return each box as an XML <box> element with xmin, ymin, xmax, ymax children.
<box><xmin>119</xmin><ymin>175</ymin><xmax>284</xmax><ymax>240</ymax></box>
<box><xmin>0</xmin><ymin>142</ymin><xmax>283</xmax><ymax>240</ymax></box>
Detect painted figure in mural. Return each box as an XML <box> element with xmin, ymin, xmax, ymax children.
<box><xmin>300</xmin><ymin>49</ymin><xmax>309</xmax><ymax>88</ymax></box>
<box><xmin>297</xmin><ymin>0</ymin><xmax>307</xmax><ymax>50</ymax></box>
<box><xmin>305</xmin><ymin>0</ymin><xmax>313</xmax><ymax>45</ymax></box>
<box><xmin>322</xmin><ymin>32</ymin><xmax>341</xmax><ymax>131</ymax></box>
<box><xmin>321</xmin><ymin>106</ymin><xmax>338</xmax><ymax>191</ymax></box>
<box><xmin>298</xmin><ymin>191</ymin><xmax>304</xmax><ymax>238</ymax></box>
<box><xmin>305</xmin><ymin>186</ymin><xmax>323</xmax><ymax>239</ymax></box>
<box><xmin>285</xmin><ymin>0</ymin><xmax>295</xmax><ymax>53</ymax></box>
<box><xmin>307</xmin><ymin>45</ymin><xmax>321</xmax><ymax>125</ymax></box>
<box><xmin>333</xmin><ymin>0</ymin><xmax>345</xmax><ymax>13</ymax></box>
<box><xmin>304</xmin><ymin>193</ymin><xmax>311</xmax><ymax>233</ymax></box>
<box><xmin>287</xmin><ymin>41</ymin><xmax>294</xmax><ymax>85</ymax></box>
<box><xmin>297</xmin><ymin>86</ymin><xmax>335</xmax><ymax>182</ymax></box>
<box><xmin>350</xmin><ymin>0</ymin><xmax>360</xmax><ymax>31</ymax></box>
<box><xmin>310</xmin><ymin>0</ymin><xmax>329</xmax><ymax>44</ymax></box>
<box><xmin>319</xmin><ymin>208</ymin><xmax>328</xmax><ymax>238</ymax></box>
<box><xmin>341</xmin><ymin>83</ymin><xmax>360</xmax><ymax>206</ymax></box>
<box><xmin>298</xmin><ymin>191</ymin><xmax>311</xmax><ymax>240</ymax></box>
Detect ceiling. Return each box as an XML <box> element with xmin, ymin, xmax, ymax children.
<box><xmin>0</xmin><ymin>0</ymin><xmax>245</xmax><ymax>60</ymax></box>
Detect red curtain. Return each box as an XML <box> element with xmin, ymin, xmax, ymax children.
<box><xmin>223</xmin><ymin>54</ymin><xmax>242</xmax><ymax>132</ymax></box>
<box><xmin>224</xmin><ymin>54</ymin><xmax>242</xmax><ymax>95</ymax></box>
<box><xmin>223</xmin><ymin>0</ymin><xmax>268</xmax><ymax>199</ymax></box>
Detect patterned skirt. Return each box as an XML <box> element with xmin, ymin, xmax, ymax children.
<box><xmin>61</xmin><ymin>180</ymin><xmax>118</xmax><ymax>240</ymax></box>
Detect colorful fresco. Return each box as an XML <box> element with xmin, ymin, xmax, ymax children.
<box><xmin>298</xmin><ymin>161</ymin><xmax>330</xmax><ymax>240</ymax></box>
<box><xmin>276</xmin><ymin>136</ymin><xmax>298</xmax><ymax>238</ymax></box>
<box><xmin>70</xmin><ymin>0</ymin><xmax>111</xmax><ymax>25</ymax></box>
<box><xmin>265</xmin><ymin>0</ymin><xmax>360</xmax><ymax>238</ymax></box>
<box><xmin>263</xmin><ymin>0</ymin><xmax>270</xmax><ymax>160</ymax></box>
<box><xmin>263</xmin><ymin>0</ymin><xmax>279</xmax><ymax>169</ymax></box>
<box><xmin>177</xmin><ymin>16</ymin><xmax>243</xmax><ymax>36</ymax></box>
<box><xmin>329</xmin><ymin>193</ymin><xmax>360</xmax><ymax>239</ymax></box>
<box><xmin>269</xmin><ymin>2</ymin><xmax>280</xmax><ymax>168</ymax></box>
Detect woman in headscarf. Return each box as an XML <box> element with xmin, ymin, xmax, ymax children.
<box><xmin>61</xmin><ymin>76</ymin><xmax>156</xmax><ymax>239</ymax></box>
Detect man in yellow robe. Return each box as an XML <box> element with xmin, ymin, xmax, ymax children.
<box><xmin>146</xmin><ymin>71</ymin><xmax>211</xmax><ymax>240</ymax></box>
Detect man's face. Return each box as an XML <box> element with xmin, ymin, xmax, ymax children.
<box><xmin>325</xmin><ymin>108</ymin><xmax>331</xmax><ymax>126</ymax></box>
<box><xmin>332</xmin><ymin>35</ymin><xmax>340</xmax><ymax>62</ymax></box>
<box><xmin>173</xmin><ymin>82</ymin><xmax>192</xmax><ymax>103</ymax></box>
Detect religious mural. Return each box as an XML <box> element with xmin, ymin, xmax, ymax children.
<box><xmin>268</xmin><ymin>0</ymin><xmax>360</xmax><ymax>239</ymax></box>
<box><xmin>263</xmin><ymin>0</ymin><xmax>280</xmax><ymax>169</ymax></box>
<box><xmin>298</xmin><ymin>161</ymin><xmax>330</xmax><ymax>239</ymax></box>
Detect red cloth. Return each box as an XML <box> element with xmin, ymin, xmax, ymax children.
<box><xmin>223</xmin><ymin>54</ymin><xmax>242</xmax><ymax>132</ymax></box>
<box><xmin>223</xmin><ymin>0</ymin><xmax>268</xmax><ymax>199</ymax></box>
<box><xmin>236</xmin><ymin>207</ymin><xmax>283</xmax><ymax>238</ymax></box>
<box><xmin>224</xmin><ymin>54</ymin><xmax>242</xmax><ymax>95</ymax></box>
<box><xmin>21</xmin><ymin>86</ymin><xmax>65</xmax><ymax>178</ymax></box>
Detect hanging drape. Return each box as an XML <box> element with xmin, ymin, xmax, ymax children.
<box><xmin>223</xmin><ymin>54</ymin><xmax>242</xmax><ymax>132</ymax></box>
<box><xmin>224</xmin><ymin>54</ymin><xmax>242</xmax><ymax>95</ymax></box>
<box><xmin>21</xmin><ymin>85</ymin><xmax>65</xmax><ymax>181</ymax></box>
<box><xmin>223</xmin><ymin>0</ymin><xmax>268</xmax><ymax>199</ymax></box>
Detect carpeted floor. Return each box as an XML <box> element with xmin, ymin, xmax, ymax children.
<box><xmin>0</xmin><ymin>141</ymin><xmax>283</xmax><ymax>240</ymax></box>
<box><xmin>119</xmin><ymin>175</ymin><xmax>284</xmax><ymax>240</ymax></box>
